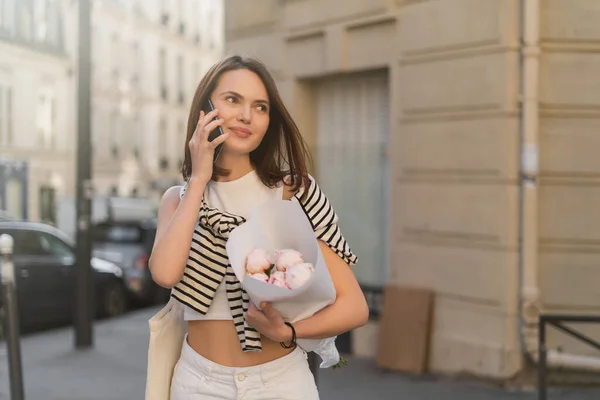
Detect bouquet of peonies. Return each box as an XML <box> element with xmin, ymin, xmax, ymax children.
<box><xmin>226</xmin><ymin>200</ymin><xmax>342</xmax><ymax>368</ymax></box>
<box><xmin>245</xmin><ymin>247</ymin><xmax>315</xmax><ymax>290</ymax></box>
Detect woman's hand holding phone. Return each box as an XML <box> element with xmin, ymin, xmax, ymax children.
<box><xmin>188</xmin><ymin>109</ymin><xmax>229</xmax><ymax>184</ymax></box>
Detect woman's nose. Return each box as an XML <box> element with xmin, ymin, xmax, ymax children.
<box><xmin>238</xmin><ymin>105</ymin><xmax>252</xmax><ymax>123</ymax></box>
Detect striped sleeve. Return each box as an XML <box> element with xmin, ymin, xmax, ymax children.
<box><xmin>293</xmin><ymin>175</ymin><xmax>358</xmax><ymax>266</ymax></box>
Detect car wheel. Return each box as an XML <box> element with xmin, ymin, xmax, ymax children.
<box><xmin>102</xmin><ymin>282</ymin><xmax>127</xmax><ymax>318</ymax></box>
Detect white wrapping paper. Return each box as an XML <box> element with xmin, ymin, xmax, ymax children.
<box><xmin>226</xmin><ymin>199</ymin><xmax>341</xmax><ymax>368</ymax></box>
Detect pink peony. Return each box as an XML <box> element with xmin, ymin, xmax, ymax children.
<box><xmin>268</xmin><ymin>271</ymin><xmax>290</xmax><ymax>289</ymax></box>
<box><xmin>285</xmin><ymin>263</ymin><xmax>315</xmax><ymax>290</ymax></box>
<box><xmin>247</xmin><ymin>272</ymin><xmax>269</xmax><ymax>282</ymax></box>
<box><xmin>274</xmin><ymin>249</ymin><xmax>304</xmax><ymax>272</ymax></box>
<box><xmin>245</xmin><ymin>248</ymin><xmax>272</xmax><ymax>274</ymax></box>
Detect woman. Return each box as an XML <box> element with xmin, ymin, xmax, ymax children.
<box><xmin>149</xmin><ymin>55</ymin><xmax>369</xmax><ymax>399</ymax></box>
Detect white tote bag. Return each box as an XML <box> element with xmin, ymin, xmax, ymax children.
<box><xmin>145</xmin><ymin>297</ymin><xmax>186</xmax><ymax>400</ymax></box>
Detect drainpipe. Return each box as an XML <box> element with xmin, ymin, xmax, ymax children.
<box><xmin>518</xmin><ymin>0</ymin><xmax>600</xmax><ymax>371</ymax></box>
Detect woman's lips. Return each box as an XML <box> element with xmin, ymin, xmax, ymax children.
<box><xmin>229</xmin><ymin>127</ymin><xmax>252</xmax><ymax>138</ymax></box>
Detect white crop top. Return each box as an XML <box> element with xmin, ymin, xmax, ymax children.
<box><xmin>183</xmin><ymin>170</ymin><xmax>284</xmax><ymax>321</ymax></box>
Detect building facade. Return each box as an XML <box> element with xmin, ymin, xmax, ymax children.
<box><xmin>224</xmin><ymin>0</ymin><xmax>600</xmax><ymax>380</ymax></box>
<box><xmin>0</xmin><ymin>0</ymin><xmax>224</xmax><ymax>224</ymax></box>
<box><xmin>73</xmin><ymin>0</ymin><xmax>224</xmax><ymax>201</ymax></box>
<box><xmin>0</xmin><ymin>0</ymin><xmax>72</xmax><ymax>223</ymax></box>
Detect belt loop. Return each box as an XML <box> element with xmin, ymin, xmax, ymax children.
<box><xmin>259</xmin><ymin>363</ymin><xmax>268</xmax><ymax>387</ymax></box>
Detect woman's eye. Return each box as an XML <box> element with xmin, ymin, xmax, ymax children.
<box><xmin>257</xmin><ymin>105</ymin><xmax>268</xmax><ymax>112</ymax></box>
<box><xmin>225</xmin><ymin>96</ymin><xmax>237</xmax><ymax>103</ymax></box>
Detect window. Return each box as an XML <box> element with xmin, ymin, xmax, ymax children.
<box><xmin>37</xmin><ymin>85</ymin><xmax>56</xmax><ymax>148</ymax></box>
<box><xmin>177</xmin><ymin>54</ymin><xmax>184</xmax><ymax>104</ymax></box>
<box><xmin>34</xmin><ymin>0</ymin><xmax>48</xmax><ymax>43</ymax></box>
<box><xmin>177</xmin><ymin>0</ymin><xmax>184</xmax><ymax>35</ymax></box>
<box><xmin>159</xmin><ymin>47</ymin><xmax>167</xmax><ymax>100</ymax></box>
<box><xmin>159</xmin><ymin>117</ymin><xmax>167</xmax><ymax>151</ymax></box>
<box><xmin>112</xmin><ymin>34</ymin><xmax>120</xmax><ymax>84</ymax></box>
<box><xmin>0</xmin><ymin>0</ymin><xmax>16</xmax><ymax>35</ymax></box>
<box><xmin>6</xmin><ymin>87</ymin><xmax>11</xmax><ymax>144</ymax></box>
<box><xmin>160</xmin><ymin>0</ymin><xmax>169</xmax><ymax>26</ymax></box>
<box><xmin>158</xmin><ymin>117</ymin><xmax>168</xmax><ymax>169</ymax></box>
<box><xmin>131</xmin><ymin>41</ymin><xmax>140</xmax><ymax>85</ymax></box>
<box><xmin>17</xmin><ymin>0</ymin><xmax>33</xmax><ymax>41</ymax></box>
<box><xmin>5</xmin><ymin>178</ymin><xmax>23</xmax><ymax>219</ymax></box>
<box><xmin>5</xmin><ymin>229</ymin><xmax>71</xmax><ymax>257</ymax></box>
<box><xmin>26</xmin><ymin>0</ymin><xmax>62</xmax><ymax>48</ymax></box>
<box><xmin>0</xmin><ymin>85</ymin><xmax>13</xmax><ymax>145</ymax></box>
<box><xmin>39</xmin><ymin>186</ymin><xmax>56</xmax><ymax>225</ymax></box>
<box><xmin>133</xmin><ymin>113</ymin><xmax>141</xmax><ymax>157</ymax></box>
<box><xmin>109</xmin><ymin>109</ymin><xmax>117</xmax><ymax>153</ymax></box>
<box><xmin>12</xmin><ymin>230</ymin><xmax>46</xmax><ymax>256</ymax></box>
<box><xmin>0</xmin><ymin>86</ymin><xmax>3</xmax><ymax>143</ymax></box>
<box><xmin>177</xmin><ymin>119</ymin><xmax>185</xmax><ymax>157</ymax></box>
<box><xmin>38</xmin><ymin>232</ymin><xmax>72</xmax><ymax>257</ymax></box>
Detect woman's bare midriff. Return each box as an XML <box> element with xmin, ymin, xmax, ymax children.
<box><xmin>187</xmin><ymin>320</ymin><xmax>294</xmax><ymax>367</ymax></box>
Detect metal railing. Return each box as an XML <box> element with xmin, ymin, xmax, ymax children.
<box><xmin>538</xmin><ymin>314</ymin><xmax>600</xmax><ymax>400</ymax></box>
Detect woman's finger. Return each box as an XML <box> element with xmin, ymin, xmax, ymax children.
<box><xmin>196</xmin><ymin>110</ymin><xmax>220</xmax><ymax>141</ymax></box>
<box><xmin>201</xmin><ymin>118</ymin><xmax>225</xmax><ymax>140</ymax></box>
<box><xmin>197</xmin><ymin>109</ymin><xmax>218</xmax><ymax>129</ymax></box>
<box><xmin>189</xmin><ymin>110</ymin><xmax>205</xmax><ymax>144</ymax></box>
<box><xmin>210</xmin><ymin>132</ymin><xmax>230</xmax><ymax>148</ymax></box>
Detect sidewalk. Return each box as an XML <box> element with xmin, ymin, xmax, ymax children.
<box><xmin>0</xmin><ymin>306</ymin><xmax>599</xmax><ymax>400</ymax></box>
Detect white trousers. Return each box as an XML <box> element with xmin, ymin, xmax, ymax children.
<box><xmin>170</xmin><ymin>337</ymin><xmax>320</xmax><ymax>400</ymax></box>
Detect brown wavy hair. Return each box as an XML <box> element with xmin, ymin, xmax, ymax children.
<box><xmin>181</xmin><ymin>55</ymin><xmax>312</xmax><ymax>195</ymax></box>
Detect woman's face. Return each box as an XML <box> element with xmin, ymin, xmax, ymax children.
<box><xmin>209</xmin><ymin>69</ymin><xmax>270</xmax><ymax>156</ymax></box>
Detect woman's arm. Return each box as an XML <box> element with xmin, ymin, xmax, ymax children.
<box><xmin>291</xmin><ymin>241</ymin><xmax>369</xmax><ymax>339</ymax></box>
<box><xmin>148</xmin><ymin>177</ymin><xmax>207</xmax><ymax>288</ymax></box>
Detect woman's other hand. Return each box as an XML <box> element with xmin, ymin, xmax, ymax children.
<box><xmin>246</xmin><ymin>301</ymin><xmax>292</xmax><ymax>343</ymax></box>
<box><xmin>188</xmin><ymin>109</ymin><xmax>230</xmax><ymax>183</ymax></box>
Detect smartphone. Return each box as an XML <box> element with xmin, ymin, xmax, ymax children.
<box><xmin>206</xmin><ymin>98</ymin><xmax>225</xmax><ymax>162</ymax></box>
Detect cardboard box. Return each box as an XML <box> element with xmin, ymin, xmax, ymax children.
<box><xmin>375</xmin><ymin>285</ymin><xmax>435</xmax><ymax>374</ymax></box>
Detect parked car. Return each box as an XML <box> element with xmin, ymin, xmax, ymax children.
<box><xmin>91</xmin><ymin>218</ymin><xmax>170</xmax><ymax>305</ymax></box>
<box><xmin>0</xmin><ymin>221</ymin><xmax>127</xmax><ymax>337</ymax></box>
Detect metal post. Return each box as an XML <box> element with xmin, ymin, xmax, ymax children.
<box><xmin>74</xmin><ymin>0</ymin><xmax>94</xmax><ymax>349</ymax></box>
<box><xmin>538</xmin><ymin>316</ymin><xmax>547</xmax><ymax>400</ymax></box>
<box><xmin>1</xmin><ymin>234</ymin><xmax>25</xmax><ymax>400</ymax></box>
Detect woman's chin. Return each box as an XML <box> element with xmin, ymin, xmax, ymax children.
<box><xmin>222</xmin><ymin>139</ymin><xmax>260</xmax><ymax>156</ymax></box>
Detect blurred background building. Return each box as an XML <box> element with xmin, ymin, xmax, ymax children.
<box><xmin>0</xmin><ymin>0</ymin><xmax>70</xmax><ymax>223</ymax></box>
<box><xmin>0</xmin><ymin>0</ymin><xmax>224</xmax><ymax>224</ymax></box>
<box><xmin>224</xmin><ymin>0</ymin><xmax>600</xmax><ymax>381</ymax></box>
<box><xmin>80</xmin><ymin>0</ymin><xmax>223</xmax><ymax>200</ymax></box>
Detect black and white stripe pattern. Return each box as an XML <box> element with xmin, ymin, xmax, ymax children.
<box><xmin>291</xmin><ymin>176</ymin><xmax>358</xmax><ymax>266</ymax></box>
<box><xmin>172</xmin><ymin>175</ymin><xmax>358</xmax><ymax>352</ymax></box>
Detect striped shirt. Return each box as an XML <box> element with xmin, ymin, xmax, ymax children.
<box><xmin>172</xmin><ymin>174</ymin><xmax>358</xmax><ymax>352</ymax></box>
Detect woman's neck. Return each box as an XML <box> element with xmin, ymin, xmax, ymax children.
<box><xmin>214</xmin><ymin>153</ymin><xmax>253</xmax><ymax>182</ymax></box>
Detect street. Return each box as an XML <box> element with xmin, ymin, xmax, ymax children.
<box><xmin>0</xmin><ymin>307</ymin><xmax>599</xmax><ymax>400</ymax></box>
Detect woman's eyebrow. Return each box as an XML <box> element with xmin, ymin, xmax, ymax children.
<box><xmin>220</xmin><ymin>90</ymin><xmax>270</xmax><ymax>105</ymax></box>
